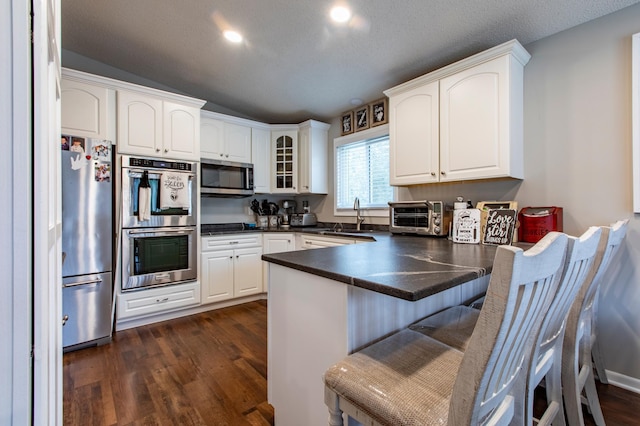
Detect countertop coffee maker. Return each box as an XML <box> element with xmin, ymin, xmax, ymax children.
<box><xmin>280</xmin><ymin>200</ymin><xmax>296</xmax><ymax>228</ymax></box>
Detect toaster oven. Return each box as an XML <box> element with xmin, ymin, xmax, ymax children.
<box><xmin>388</xmin><ymin>201</ymin><xmax>451</xmax><ymax>236</ymax></box>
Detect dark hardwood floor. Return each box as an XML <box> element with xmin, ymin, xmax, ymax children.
<box><xmin>64</xmin><ymin>300</ymin><xmax>640</xmax><ymax>425</ymax></box>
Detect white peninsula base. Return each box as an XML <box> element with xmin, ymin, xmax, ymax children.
<box><xmin>267</xmin><ymin>263</ymin><xmax>489</xmax><ymax>426</ymax></box>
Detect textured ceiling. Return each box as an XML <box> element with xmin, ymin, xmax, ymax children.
<box><xmin>61</xmin><ymin>0</ymin><xmax>640</xmax><ymax>124</ymax></box>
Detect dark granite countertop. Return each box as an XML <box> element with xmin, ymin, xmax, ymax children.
<box><xmin>262</xmin><ymin>233</ymin><xmax>500</xmax><ymax>302</ymax></box>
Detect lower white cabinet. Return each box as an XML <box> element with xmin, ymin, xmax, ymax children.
<box><xmin>297</xmin><ymin>234</ymin><xmax>357</xmax><ymax>249</ymax></box>
<box><xmin>117</xmin><ymin>281</ymin><xmax>201</xmax><ymax>320</ymax></box>
<box><xmin>201</xmin><ymin>234</ymin><xmax>264</xmax><ymax>304</ymax></box>
<box><xmin>263</xmin><ymin>233</ymin><xmax>296</xmax><ymax>292</ymax></box>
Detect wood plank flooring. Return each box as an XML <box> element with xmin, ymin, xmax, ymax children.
<box><xmin>64</xmin><ymin>300</ymin><xmax>640</xmax><ymax>425</ymax></box>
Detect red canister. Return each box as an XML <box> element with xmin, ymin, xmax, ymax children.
<box><xmin>517</xmin><ymin>207</ymin><xmax>563</xmax><ymax>243</ymax></box>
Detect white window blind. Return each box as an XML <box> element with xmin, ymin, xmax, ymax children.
<box><xmin>336</xmin><ymin>135</ymin><xmax>393</xmax><ymax>209</ymax></box>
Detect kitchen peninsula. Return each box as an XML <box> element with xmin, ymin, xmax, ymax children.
<box><xmin>263</xmin><ymin>233</ymin><xmax>499</xmax><ymax>426</ymax></box>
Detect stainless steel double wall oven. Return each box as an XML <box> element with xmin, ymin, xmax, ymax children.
<box><xmin>121</xmin><ymin>155</ymin><xmax>198</xmax><ymax>291</ymax></box>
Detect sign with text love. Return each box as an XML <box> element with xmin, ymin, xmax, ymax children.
<box><xmin>482</xmin><ymin>209</ymin><xmax>517</xmax><ymax>246</ymax></box>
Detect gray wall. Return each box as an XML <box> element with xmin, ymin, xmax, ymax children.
<box><xmin>521</xmin><ymin>6</ymin><xmax>640</xmax><ymax>383</ymax></box>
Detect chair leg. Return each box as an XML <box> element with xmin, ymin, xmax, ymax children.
<box><xmin>543</xmin><ymin>357</ymin><xmax>566</xmax><ymax>426</ymax></box>
<box><xmin>591</xmin><ymin>295</ymin><xmax>609</xmax><ymax>384</ymax></box>
<box><xmin>561</xmin><ymin>357</ymin><xmax>585</xmax><ymax>426</ymax></box>
<box><xmin>325</xmin><ymin>387</ymin><xmax>344</xmax><ymax>426</ymax></box>
<box><xmin>583</xmin><ymin>370</ymin><xmax>606</xmax><ymax>426</ymax></box>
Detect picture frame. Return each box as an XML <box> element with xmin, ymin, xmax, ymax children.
<box><xmin>369</xmin><ymin>98</ymin><xmax>388</xmax><ymax>127</ymax></box>
<box><xmin>341</xmin><ymin>111</ymin><xmax>354</xmax><ymax>136</ymax></box>
<box><xmin>354</xmin><ymin>105</ymin><xmax>370</xmax><ymax>131</ymax></box>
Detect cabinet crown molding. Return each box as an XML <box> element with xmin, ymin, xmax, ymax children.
<box><xmin>384</xmin><ymin>39</ymin><xmax>530</xmax><ymax>97</ymax></box>
<box><xmin>62</xmin><ymin>67</ymin><xmax>206</xmax><ymax>108</ymax></box>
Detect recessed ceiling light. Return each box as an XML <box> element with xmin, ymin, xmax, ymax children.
<box><xmin>330</xmin><ymin>6</ymin><xmax>351</xmax><ymax>23</ymax></box>
<box><xmin>350</xmin><ymin>98</ymin><xmax>363</xmax><ymax>106</ymax></box>
<box><xmin>223</xmin><ymin>30</ymin><xmax>243</xmax><ymax>43</ymax></box>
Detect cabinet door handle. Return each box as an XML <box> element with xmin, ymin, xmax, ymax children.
<box><xmin>440</xmin><ymin>171</ymin><xmax>445</xmax><ymax>176</ymax></box>
<box><xmin>229</xmin><ymin>241</ymin><xmax>239</xmax><ymax>245</ymax></box>
<box><xmin>164</xmin><ymin>149</ymin><xmax>168</xmax><ymax>153</ymax></box>
<box><xmin>156</xmin><ymin>297</ymin><xmax>169</xmax><ymax>303</ymax></box>
<box><xmin>431</xmin><ymin>172</ymin><xmax>436</xmax><ymax>176</ymax></box>
<box><xmin>62</xmin><ymin>315</ymin><xmax>69</xmax><ymax>326</ymax></box>
<box><xmin>156</xmin><ymin>148</ymin><xmax>161</xmax><ymax>153</ymax></box>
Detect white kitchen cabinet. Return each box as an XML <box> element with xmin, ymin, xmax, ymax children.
<box><xmin>263</xmin><ymin>233</ymin><xmax>295</xmax><ymax>254</ymax></box>
<box><xmin>388</xmin><ymin>81</ymin><xmax>439</xmax><ymax>185</ymax></box>
<box><xmin>61</xmin><ymin>76</ymin><xmax>115</xmax><ymax>141</ymax></box>
<box><xmin>201</xmin><ymin>112</ymin><xmax>252</xmax><ymax>163</ymax></box>
<box><xmin>298</xmin><ymin>120</ymin><xmax>330</xmax><ymax>194</ymax></box>
<box><xmin>262</xmin><ymin>233</ymin><xmax>295</xmax><ymax>292</ymax></box>
<box><xmin>252</xmin><ymin>126</ymin><xmax>271</xmax><ymax>193</ymax></box>
<box><xmin>201</xmin><ymin>234</ymin><xmax>263</xmax><ymax>304</ymax></box>
<box><xmin>271</xmin><ymin>128</ymin><xmax>298</xmax><ymax>193</ymax></box>
<box><xmin>384</xmin><ymin>39</ymin><xmax>530</xmax><ymax>185</ymax></box>
<box><xmin>116</xmin><ymin>281</ymin><xmax>201</xmax><ymax>321</ymax></box>
<box><xmin>118</xmin><ymin>89</ymin><xmax>202</xmax><ymax>161</ymax></box>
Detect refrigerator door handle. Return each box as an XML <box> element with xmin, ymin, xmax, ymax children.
<box><xmin>63</xmin><ymin>278</ymin><xmax>103</xmax><ymax>288</ymax></box>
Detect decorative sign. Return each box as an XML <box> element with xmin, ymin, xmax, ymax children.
<box><xmin>482</xmin><ymin>209</ymin><xmax>517</xmax><ymax>245</ymax></box>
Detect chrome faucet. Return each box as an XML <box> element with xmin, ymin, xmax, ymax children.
<box><xmin>354</xmin><ymin>197</ymin><xmax>365</xmax><ymax>231</ymax></box>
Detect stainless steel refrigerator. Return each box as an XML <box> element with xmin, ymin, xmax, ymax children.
<box><xmin>61</xmin><ymin>144</ymin><xmax>113</xmax><ymax>351</ymax></box>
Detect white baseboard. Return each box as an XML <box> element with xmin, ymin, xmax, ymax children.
<box><xmin>605</xmin><ymin>369</ymin><xmax>640</xmax><ymax>394</ymax></box>
<box><xmin>115</xmin><ymin>293</ymin><xmax>267</xmax><ymax>331</ymax></box>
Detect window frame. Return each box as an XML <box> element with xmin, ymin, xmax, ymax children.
<box><xmin>333</xmin><ymin>124</ymin><xmax>395</xmax><ymax>217</ymax></box>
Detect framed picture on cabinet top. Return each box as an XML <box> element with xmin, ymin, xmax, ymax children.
<box><xmin>370</xmin><ymin>98</ymin><xmax>388</xmax><ymax>127</ymax></box>
<box><xmin>355</xmin><ymin>105</ymin><xmax>370</xmax><ymax>131</ymax></box>
<box><xmin>341</xmin><ymin>111</ymin><xmax>354</xmax><ymax>136</ymax></box>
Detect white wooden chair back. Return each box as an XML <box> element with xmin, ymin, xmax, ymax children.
<box><xmin>562</xmin><ymin>219</ymin><xmax>629</xmax><ymax>426</ymax></box>
<box><xmin>448</xmin><ymin>232</ymin><xmax>568</xmax><ymax>425</ymax></box>
<box><xmin>536</xmin><ymin>227</ymin><xmax>602</xmax><ymax>355</ymax></box>
<box><xmin>524</xmin><ymin>226</ymin><xmax>602</xmax><ymax>425</ymax></box>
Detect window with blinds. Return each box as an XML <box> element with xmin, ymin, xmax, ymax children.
<box><xmin>336</xmin><ymin>135</ymin><xmax>393</xmax><ymax>209</ymax></box>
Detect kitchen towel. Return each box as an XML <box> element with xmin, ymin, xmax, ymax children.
<box><xmin>160</xmin><ymin>172</ymin><xmax>189</xmax><ymax>209</ymax></box>
<box><xmin>138</xmin><ymin>171</ymin><xmax>152</xmax><ymax>221</ymax></box>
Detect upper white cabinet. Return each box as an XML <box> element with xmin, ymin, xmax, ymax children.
<box><xmin>61</xmin><ymin>69</ymin><xmax>115</xmax><ymax>141</ymax></box>
<box><xmin>388</xmin><ymin>81</ymin><xmax>439</xmax><ymax>185</ymax></box>
<box><xmin>251</xmin><ymin>126</ymin><xmax>272</xmax><ymax>193</ymax></box>
<box><xmin>200</xmin><ymin>111</ymin><xmax>252</xmax><ymax>163</ymax></box>
<box><xmin>298</xmin><ymin>120</ymin><xmax>330</xmax><ymax>194</ymax></box>
<box><xmin>118</xmin><ymin>90</ymin><xmax>203</xmax><ymax>161</ymax></box>
<box><xmin>271</xmin><ymin>128</ymin><xmax>299</xmax><ymax>193</ymax></box>
<box><xmin>384</xmin><ymin>39</ymin><xmax>530</xmax><ymax>185</ymax></box>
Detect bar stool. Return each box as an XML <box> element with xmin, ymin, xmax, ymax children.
<box><xmin>323</xmin><ymin>232</ymin><xmax>567</xmax><ymax>425</ymax></box>
<box><xmin>409</xmin><ymin>227</ymin><xmax>602</xmax><ymax>425</ymax></box>
<box><xmin>562</xmin><ymin>220</ymin><xmax>628</xmax><ymax>426</ymax></box>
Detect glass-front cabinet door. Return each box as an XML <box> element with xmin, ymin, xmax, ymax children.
<box><xmin>271</xmin><ymin>129</ymin><xmax>298</xmax><ymax>193</ymax></box>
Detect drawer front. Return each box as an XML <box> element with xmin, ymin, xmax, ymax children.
<box><xmin>300</xmin><ymin>235</ymin><xmax>355</xmax><ymax>249</ymax></box>
<box><xmin>202</xmin><ymin>233</ymin><xmax>263</xmax><ymax>251</ymax></box>
<box><xmin>117</xmin><ymin>281</ymin><xmax>200</xmax><ymax>320</ymax></box>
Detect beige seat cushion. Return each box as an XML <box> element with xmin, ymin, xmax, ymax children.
<box><xmin>324</xmin><ymin>328</ymin><xmax>464</xmax><ymax>425</ymax></box>
<box><xmin>410</xmin><ymin>305</ymin><xmax>479</xmax><ymax>352</ymax></box>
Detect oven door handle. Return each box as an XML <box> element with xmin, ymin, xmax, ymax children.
<box><xmin>127</xmin><ymin>228</ymin><xmax>194</xmax><ymax>236</ymax></box>
<box><xmin>127</xmin><ymin>170</ymin><xmax>195</xmax><ymax>180</ymax></box>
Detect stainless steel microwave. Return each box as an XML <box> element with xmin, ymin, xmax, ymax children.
<box><xmin>200</xmin><ymin>159</ymin><xmax>254</xmax><ymax>197</ymax></box>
